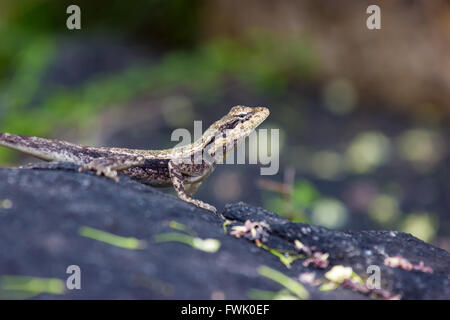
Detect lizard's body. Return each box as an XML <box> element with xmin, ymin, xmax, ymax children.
<box><xmin>0</xmin><ymin>106</ymin><xmax>269</xmax><ymax>213</ymax></box>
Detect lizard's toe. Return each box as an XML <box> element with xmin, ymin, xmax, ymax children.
<box><xmin>97</xmin><ymin>167</ymin><xmax>119</xmax><ymax>182</ymax></box>
<box><xmin>200</xmin><ymin>202</ymin><xmax>217</xmax><ymax>214</ymax></box>
<box><xmin>79</xmin><ymin>163</ymin><xmax>119</xmax><ymax>182</ymax></box>
<box><xmin>105</xmin><ymin>170</ymin><xmax>120</xmax><ymax>183</ymax></box>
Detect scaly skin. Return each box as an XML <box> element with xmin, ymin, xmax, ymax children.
<box><xmin>0</xmin><ymin>106</ymin><xmax>270</xmax><ymax>214</ymax></box>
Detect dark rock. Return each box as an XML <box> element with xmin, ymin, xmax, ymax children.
<box><xmin>0</xmin><ymin>163</ymin><xmax>448</xmax><ymax>299</ymax></box>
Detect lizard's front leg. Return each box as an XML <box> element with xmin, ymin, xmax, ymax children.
<box><xmin>79</xmin><ymin>155</ymin><xmax>145</xmax><ymax>182</ymax></box>
<box><xmin>168</xmin><ymin>160</ymin><xmax>217</xmax><ymax>214</ymax></box>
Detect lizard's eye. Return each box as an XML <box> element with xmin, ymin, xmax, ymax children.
<box><xmin>236</xmin><ymin>113</ymin><xmax>247</xmax><ymax>118</ymax></box>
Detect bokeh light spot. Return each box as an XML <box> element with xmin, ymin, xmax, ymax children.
<box><xmin>397</xmin><ymin>129</ymin><xmax>444</xmax><ymax>172</ymax></box>
<box><xmin>368</xmin><ymin>194</ymin><xmax>400</xmax><ymax>224</ymax></box>
<box><xmin>311</xmin><ymin>198</ymin><xmax>348</xmax><ymax>229</ymax></box>
<box><xmin>346</xmin><ymin>131</ymin><xmax>390</xmax><ymax>174</ymax></box>
<box><xmin>400</xmin><ymin>212</ymin><xmax>437</xmax><ymax>243</ymax></box>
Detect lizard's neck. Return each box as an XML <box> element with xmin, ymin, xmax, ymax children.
<box><xmin>168</xmin><ymin>106</ymin><xmax>269</xmax><ymax>161</ymax></box>
<box><xmin>169</xmin><ymin>127</ymin><xmax>237</xmax><ymax>162</ymax></box>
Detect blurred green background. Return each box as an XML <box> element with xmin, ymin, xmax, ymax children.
<box><xmin>0</xmin><ymin>0</ymin><xmax>449</xmax><ymax>250</ymax></box>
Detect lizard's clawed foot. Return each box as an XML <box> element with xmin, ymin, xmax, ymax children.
<box><xmin>178</xmin><ymin>193</ymin><xmax>217</xmax><ymax>213</ymax></box>
<box><xmin>184</xmin><ymin>198</ymin><xmax>217</xmax><ymax>214</ymax></box>
<box><xmin>79</xmin><ymin>160</ymin><xmax>120</xmax><ymax>182</ymax></box>
<box><xmin>197</xmin><ymin>201</ymin><xmax>217</xmax><ymax>214</ymax></box>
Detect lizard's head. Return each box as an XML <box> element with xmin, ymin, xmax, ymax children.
<box><xmin>210</xmin><ymin>105</ymin><xmax>269</xmax><ymax>139</ymax></box>
<box><xmin>202</xmin><ymin>106</ymin><xmax>270</xmax><ymax>157</ymax></box>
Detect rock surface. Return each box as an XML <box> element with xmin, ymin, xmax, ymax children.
<box><xmin>0</xmin><ymin>163</ymin><xmax>448</xmax><ymax>299</ymax></box>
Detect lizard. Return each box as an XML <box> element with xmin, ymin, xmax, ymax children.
<box><xmin>0</xmin><ymin>106</ymin><xmax>269</xmax><ymax>214</ymax></box>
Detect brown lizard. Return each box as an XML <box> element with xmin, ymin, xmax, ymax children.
<box><xmin>0</xmin><ymin>106</ymin><xmax>269</xmax><ymax>214</ymax></box>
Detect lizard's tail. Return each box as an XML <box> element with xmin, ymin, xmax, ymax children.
<box><xmin>0</xmin><ymin>132</ymin><xmax>88</xmax><ymax>163</ymax></box>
